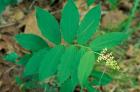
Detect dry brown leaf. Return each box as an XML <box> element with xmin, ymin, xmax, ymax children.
<box><xmin>24</xmin><ymin>11</ymin><xmax>42</xmax><ymax>36</ymax></box>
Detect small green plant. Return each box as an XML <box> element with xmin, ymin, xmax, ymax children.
<box><xmin>4</xmin><ymin>0</ymin><xmax>128</xmax><ymax>91</ymax></box>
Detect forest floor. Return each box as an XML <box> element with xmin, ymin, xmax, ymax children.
<box><xmin>0</xmin><ymin>0</ymin><xmax>140</xmax><ymax>92</ymax></box>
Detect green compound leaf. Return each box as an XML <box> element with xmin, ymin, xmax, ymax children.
<box><xmin>61</xmin><ymin>0</ymin><xmax>79</xmax><ymax>43</ymax></box>
<box><xmin>3</xmin><ymin>52</ymin><xmax>19</xmax><ymax>63</ymax></box>
<box><xmin>90</xmin><ymin>70</ymin><xmax>112</xmax><ymax>86</ymax></box>
<box><xmin>15</xmin><ymin>34</ymin><xmax>48</xmax><ymax>52</ymax></box>
<box><xmin>57</xmin><ymin>46</ymin><xmax>80</xmax><ymax>85</ymax></box>
<box><xmin>89</xmin><ymin>32</ymin><xmax>128</xmax><ymax>51</ymax></box>
<box><xmin>87</xmin><ymin>0</ymin><xmax>95</xmax><ymax>6</ymax></box>
<box><xmin>71</xmin><ymin>47</ymin><xmax>87</xmax><ymax>86</ymax></box>
<box><xmin>78</xmin><ymin>51</ymin><xmax>95</xmax><ymax>86</ymax></box>
<box><xmin>39</xmin><ymin>45</ymin><xmax>65</xmax><ymax>81</ymax></box>
<box><xmin>77</xmin><ymin>5</ymin><xmax>101</xmax><ymax>44</ymax></box>
<box><xmin>23</xmin><ymin>48</ymin><xmax>49</xmax><ymax>77</ymax></box>
<box><xmin>60</xmin><ymin>79</ymin><xmax>76</xmax><ymax>92</ymax></box>
<box><xmin>59</xmin><ymin>47</ymin><xmax>86</xmax><ymax>92</ymax></box>
<box><xmin>36</xmin><ymin>7</ymin><xmax>61</xmax><ymax>44</ymax></box>
<box><xmin>17</xmin><ymin>54</ymin><xmax>31</xmax><ymax>66</ymax></box>
<box><xmin>86</xmin><ymin>85</ymin><xmax>99</xmax><ymax>92</ymax></box>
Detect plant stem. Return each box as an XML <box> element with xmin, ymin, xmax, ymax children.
<box><xmin>74</xmin><ymin>44</ymin><xmax>100</xmax><ymax>55</ymax></box>
<box><xmin>98</xmin><ymin>68</ymin><xmax>106</xmax><ymax>86</ymax></box>
<box><xmin>124</xmin><ymin>0</ymin><xmax>140</xmax><ymax>32</ymax></box>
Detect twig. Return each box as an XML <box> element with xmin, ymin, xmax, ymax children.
<box><xmin>99</xmin><ymin>69</ymin><xmax>106</xmax><ymax>85</ymax></box>
<box><xmin>124</xmin><ymin>0</ymin><xmax>140</xmax><ymax>32</ymax></box>
<box><xmin>0</xmin><ymin>22</ymin><xmax>16</xmax><ymax>29</ymax></box>
<box><xmin>4</xmin><ymin>65</ymin><xmax>16</xmax><ymax>74</ymax></box>
<box><xmin>29</xmin><ymin>0</ymin><xmax>37</xmax><ymax>10</ymax></box>
<box><xmin>98</xmin><ymin>68</ymin><xmax>106</xmax><ymax>92</ymax></box>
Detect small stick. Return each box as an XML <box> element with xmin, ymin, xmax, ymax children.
<box><xmin>29</xmin><ymin>0</ymin><xmax>37</xmax><ymax>10</ymax></box>
<box><xmin>0</xmin><ymin>22</ymin><xmax>16</xmax><ymax>29</ymax></box>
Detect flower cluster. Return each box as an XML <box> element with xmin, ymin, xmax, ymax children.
<box><xmin>97</xmin><ymin>48</ymin><xmax>120</xmax><ymax>70</ymax></box>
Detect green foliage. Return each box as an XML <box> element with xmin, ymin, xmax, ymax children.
<box><xmin>3</xmin><ymin>0</ymin><xmax>128</xmax><ymax>91</ymax></box>
<box><xmin>4</xmin><ymin>0</ymin><xmax>17</xmax><ymax>4</ymax></box>
<box><xmin>60</xmin><ymin>79</ymin><xmax>76</xmax><ymax>92</ymax></box>
<box><xmin>89</xmin><ymin>32</ymin><xmax>128</xmax><ymax>51</ymax></box>
<box><xmin>0</xmin><ymin>0</ymin><xmax>18</xmax><ymax>14</ymax></box>
<box><xmin>61</xmin><ymin>0</ymin><xmax>79</xmax><ymax>43</ymax></box>
<box><xmin>23</xmin><ymin>48</ymin><xmax>48</xmax><ymax>77</ymax></box>
<box><xmin>50</xmin><ymin>0</ymin><xmax>55</xmax><ymax>5</ymax></box>
<box><xmin>108</xmin><ymin>0</ymin><xmax>117</xmax><ymax>4</ymax></box>
<box><xmin>15</xmin><ymin>76</ymin><xmax>23</xmax><ymax>85</ymax></box>
<box><xmin>0</xmin><ymin>0</ymin><xmax>6</xmax><ymax>14</ymax></box>
<box><xmin>87</xmin><ymin>0</ymin><xmax>95</xmax><ymax>6</ymax></box>
<box><xmin>16</xmin><ymin>54</ymin><xmax>31</xmax><ymax>66</ymax></box>
<box><xmin>39</xmin><ymin>45</ymin><xmax>65</xmax><ymax>81</ymax></box>
<box><xmin>86</xmin><ymin>84</ymin><xmax>99</xmax><ymax>92</ymax></box>
<box><xmin>78</xmin><ymin>51</ymin><xmax>95</xmax><ymax>87</ymax></box>
<box><xmin>77</xmin><ymin>5</ymin><xmax>101</xmax><ymax>44</ymax></box>
<box><xmin>59</xmin><ymin>47</ymin><xmax>86</xmax><ymax>92</ymax></box>
<box><xmin>108</xmin><ymin>0</ymin><xmax>118</xmax><ymax>9</ymax></box>
<box><xmin>90</xmin><ymin>71</ymin><xmax>112</xmax><ymax>86</ymax></box>
<box><xmin>36</xmin><ymin>7</ymin><xmax>61</xmax><ymax>44</ymax></box>
<box><xmin>15</xmin><ymin>34</ymin><xmax>49</xmax><ymax>51</ymax></box>
<box><xmin>3</xmin><ymin>52</ymin><xmax>19</xmax><ymax>63</ymax></box>
<box><xmin>57</xmin><ymin>46</ymin><xmax>79</xmax><ymax>85</ymax></box>
<box><xmin>124</xmin><ymin>0</ymin><xmax>140</xmax><ymax>33</ymax></box>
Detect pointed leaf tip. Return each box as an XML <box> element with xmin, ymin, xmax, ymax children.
<box><xmin>36</xmin><ymin>7</ymin><xmax>61</xmax><ymax>44</ymax></box>
<box><xmin>77</xmin><ymin>5</ymin><xmax>101</xmax><ymax>44</ymax></box>
<box><xmin>61</xmin><ymin>0</ymin><xmax>79</xmax><ymax>43</ymax></box>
